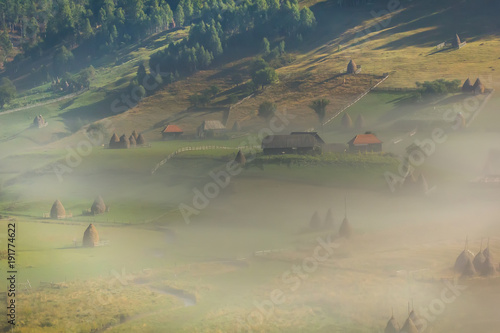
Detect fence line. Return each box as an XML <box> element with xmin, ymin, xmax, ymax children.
<box><xmin>151</xmin><ymin>145</ymin><xmax>260</xmax><ymax>175</ymax></box>
<box><xmin>320</xmin><ymin>74</ymin><xmax>390</xmax><ymax>127</ymax></box>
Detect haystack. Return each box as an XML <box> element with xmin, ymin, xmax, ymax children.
<box><xmin>91</xmin><ymin>195</ymin><xmax>106</xmax><ymax>215</ymax></box>
<box><xmin>129</xmin><ymin>134</ymin><xmax>136</xmax><ymax>147</ymax></box>
<box><xmin>310</xmin><ymin>211</ymin><xmax>321</xmax><ymax>230</ymax></box>
<box><xmin>452</xmin><ymin>34</ymin><xmax>461</xmax><ymax>48</ymax></box>
<box><xmin>417</xmin><ymin>173</ymin><xmax>429</xmax><ymax>194</ymax></box>
<box><xmin>400</xmin><ymin>317</ymin><xmax>418</xmax><ymax>333</ymax></box>
<box><xmin>483</xmin><ymin>238</ymin><xmax>491</xmax><ymax>258</ymax></box>
<box><xmin>131</xmin><ymin>130</ymin><xmax>138</xmax><ymax>140</ymax></box>
<box><xmin>136</xmin><ymin>133</ymin><xmax>146</xmax><ymax>145</ymax></box>
<box><xmin>384</xmin><ymin>315</ymin><xmax>399</xmax><ymax>333</ymax></box>
<box><xmin>481</xmin><ymin>255</ymin><xmax>496</xmax><ymax>276</ymax></box>
<box><xmin>339</xmin><ymin>217</ymin><xmax>352</xmax><ymax>238</ymax></box>
<box><xmin>347</xmin><ymin>59</ymin><xmax>357</xmax><ymax>74</ymax></box>
<box><xmin>119</xmin><ymin>134</ymin><xmax>130</xmax><ymax>149</ymax></box>
<box><xmin>462</xmin><ymin>78</ymin><xmax>473</xmax><ymax>93</ymax></box>
<box><xmin>232</xmin><ymin>121</ymin><xmax>241</xmax><ymax>131</ymax></box>
<box><xmin>234</xmin><ymin>149</ymin><xmax>246</xmax><ymax>166</ymax></box>
<box><xmin>33</xmin><ymin>115</ymin><xmax>46</xmax><ymax>128</ymax></box>
<box><xmin>454</xmin><ymin>112</ymin><xmax>466</xmax><ymax>129</ymax></box>
<box><xmin>324</xmin><ymin>208</ymin><xmax>335</xmax><ymax>229</ymax></box>
<box><xmin>355</xmin><ymin>115</ymin><xmax>365</xmax><ymax>129</ymax></box>
<box><xmin>109</xmin><ymin>133</ymin><xmax>120</xmax><ymax>148</ymax></box>
<box><xmin>454</xmin><ymin>237</ymin><xmax>474</xmax><ymax>272</ymax></box>
<box><xmin>461</xmin><ymin>256</ymin><xmax>476</xmax><ymax>278</ymax></box>
<box><xmin>409</xmin><ymin>309</ymin><xmax>424</xmax><ymax>332</ymax></box>
<box><xmin>50</xmin><ymin>200</ymin><xmax>66</xmax><ymax>219</ymax></box>
<box><xmin>342</xmin><ymin>113</ymin><xmax>353</xmax><ymax>129</ymax></box>
<box><xmin>473</xmin><ymin>78</ymin><xmax>485</xmax><ymax>94</ymax></box>
<box><xmin>82</xmin><ymin>223</ymin><xmax>99</xmax><ymax>247</ymax></box>
<box><xmin>473</xmin><ymin>239</ymin><xmax>486</xmax><ymax>271</ymax></box>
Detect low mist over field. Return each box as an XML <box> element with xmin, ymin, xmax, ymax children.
<box><xmin>1</xmin><ymin>0</ymin><xmax>500</xmax><ymax>331</ymax></box>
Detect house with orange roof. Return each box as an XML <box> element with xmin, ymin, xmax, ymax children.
<box><xmin>348</xmin><ymin>133</ymin><xmax>382</xmax><ymax>152</ymax></box>
<box><xmin>162</xmin><ymin>124</ymin><xmax>183</xmax><ymax>140</ymax></box>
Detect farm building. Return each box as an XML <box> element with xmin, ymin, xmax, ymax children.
<box><xmin>290</xmin><ymin>132</ymin><xmax>325</xmax><ymax>144</ymax></box>
<box><xmin>162</xmin><ymin>124</ymin><xmax>183</xmax><ymax>139</ymax></box>
<box><xmin>261</xmin><ymin>134</ymin><xmax>321</xmax><ymax>155</ymax></box>
<box><xmin>197</xmin><ymin>120</ymin><xmax>226</xmax><ymax>138</ymax></box>
<box><xmin>348</xmin><ymin>133</ymin><xmax>382</xmax><ymax>152</ymax></box>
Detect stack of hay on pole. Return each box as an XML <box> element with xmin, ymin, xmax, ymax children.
<box><xmin>384</xmin><ymin>312</ymin><xmax>399</xmax><ymax>333</ymax></box>
<box><xmin>454</xmin><ymin>237</ymin><xmax>475</xmax><ymax>273</ymax></box>
<box><xmin>346</xmin><ymin>59</ymin><xmax>357</xmax><ymax>74</ymax></box>
<box><xmin>90</xmin><ymin>195</ymin><xmax>106</xmax><ymax>215</ymax></box>
<box><xmin>473</xmin><ymin>239</ymin><xmax>486</xmax><ymax>271</ymax></box>
<box><xmin>234</xmin><ymin>149</ymin><xmax>246</xmax><ymax>166</ymax></box>
<box><xmin>324</xmin><ymin>208</ymin><xmax>335</xmax><ymax>229</ymax></box>
<box><xmin>129</xmin><ymin>134</ymin><xmax>136</xmax><ymax>147</ymax></box>
<box><xmin>82</xmin><ymin>224</ymin><xmax>99</xmax><ymax>247</ymax></box>
<box><xmin>50</xmin><ymin>200</ymin><xmax>66</xmax><ymax>219</ymax></box>
<box><xmin>109</xmin><ymin>133</ymin><xmax>120</xmax><ymax>148</ymax></box>
<box><xmin>473</xmin><ymin>78</ymin><xmax>485</xmax><ymax>95</ymax></box>
<box><xmin>342</xmin><ymin>113</ymin><xmax>353</xmax><ymax>129</ymax></box>
<box><xmin>131</xmin><ymin>130</ymin><xmax>138</xmax><ymax>141</ymax></box>
<box><xmin>338</xmin><ymin>197</ymin><xmax>352</xmax><ymax>238</ymax></box>
<box><xmin>480</xmin><ymin>239</ymin><xmax>496</xmax><ymax>276</ymax></box>
<box><xmin>119</xmin><ymin>134</ymin><xmax>130</xmax><ymax>149</ymax></box>
<box><xmin>33</xmin><ymin>115</ymin><xmax>47</xmax><ymax>128</ymax></box>
<box><xmin>309</xmin><ymin>211</ymin><xmax>321</xmax><ymax>230</ymax></box>
<box><xmin>355</xmin><ymin>115</ymin><xmax>365</xmax><ymax>129</ymax></box>
<box><xmin>232</xmin><ymin>121</ymin><xmax>241</xmax><ymax>132</ymax></box>
<box><xmin>462</xmin><ymin>78</ymin><xmax>473</xmax><ymax>93</ymax></box>
<box><xmin>136</xmin><ymin>133</ymin><xmax>146</xmax><ymax>146</ymax></box>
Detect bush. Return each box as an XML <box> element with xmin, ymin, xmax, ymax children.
<box><xmin>258</xmin><ymin>101</ymin><xmax>277</xmax><ymax>118</ymax></box>
<box><xmin>416</xmin><ymin>79</ymin><xmax>461</xmax><ymax>96</ymax></box>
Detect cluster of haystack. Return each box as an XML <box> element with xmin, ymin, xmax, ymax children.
<box><xmin>109</xmin><ymin>130</ymin><xmax>146</xmax><ymax>149</ymax></box>
<box><xmin>82</xmin><ymin>223</ymin><xmax>99</xmax><ymax>247</ymax></box>
<box><xmin>307</xmin><ymin>207</ymin><xmax>352</xmax><ymax>239</ymax></box>
<box><xmin>33</xmin><ymin>115</ymin><xmax>47</xmax><ymax>128</ymax></box>
<box><xmin>462</xmin><ymin>78</ymin><xmax>485</xmax><ymax>95</ymax></box>
<box><xmin>454</xmin><ymin>238</ymin><xmax>497</xmax><ymax>278</ymax></box>
<box><xmin>384</xmin><ymin>306</ymin><xmax>424</xmax><ymax>333</ymax></box>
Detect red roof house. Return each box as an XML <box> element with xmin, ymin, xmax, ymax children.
<box><xmin>162</xmin><ymin>125</ymin><xmax>183</xmax><ymax>139</ymax></box>
<box><xmin>348</xmin><ymin>133</ymin><xmax>382</xmax><ymax>152</ymax></box>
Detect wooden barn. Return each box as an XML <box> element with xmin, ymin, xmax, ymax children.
<box><xmin>197</xmin><ymin>120</ymin><xmax>226</xmax><ymax>138</ymax></box>
<box><xmin>290</xmin><ymin>132</ymin><xmax>325</xmax><ymax>144</ymax></box>
<box><xmin>261</xmin><ymin>134</ymin><xmax>321</xmax><ymax>155</ymax></box>
<box><xmin>162</xmin><ymin>124</ymin><xmax>183</xmax><ymax>139</ymax></box>
<box><xmin>348</xmin><ymin>133</ymin><xmax>382</xmax><ymax>152</ymax></box>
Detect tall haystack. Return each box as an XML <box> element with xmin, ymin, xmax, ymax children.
<box><xmin>483</xmin><ymin>238</ymin><xmax>491</xmax><ymax>258</ymax></box>
<box><xmin>82</xmin><ymin>223</ymin><xmax>99</xmax><ymax>247</ymax></box>
<box><xmin>324</xmin><ymin>208</ymin><xmax>335</xmax><ymax>229</ymax></box>
<box><xmin>347</xmin><ymin>59</ymin><xmax>357</xmax><ymax>74</ymax></box>
<box><xmin>481</xmin><ymin>255</ymin><xmax>496</xmax><ymax>276</ymax></box>
<box><xmin>452</xmin><ymin>34</ymin><xmax>461</xmax><ymax>48</ymax></box>
<box><xmin>461</xmin><ymin>256</ymin><xmax>476</xmax><ymax>278</ymax></box>
<box><xmin>310</xmin><ymin>211</ymin><xmax>321</xmax><ymax>230</ymax></box>
<box><xmin>136</xmin><ymin>133</ymin><xmax>146</xmax><ymax>145</ymax></box>
<box><xmin>473</xmin><ymin>78</ymin><xmax>485</xmax><ymax>94</ymax></box>
<box><xmin>355</xmin><ymin>115</ymin><xmax>365</xmax><ymax>129</ymax></box>
<box><xmin>454</xmin><ymin>112</ymin><xmax>466</xmax><ymax>130</ymax></box>
<box><xmin>50</xmin><ymin>200</ymin><xmax>66</xmax><ymax>219</ymax></box>
<box><xmin>473</xmin><ymin>239</ymin><xmax>486</xmax><ymax>271</ymax></box>
<box><xmin>339</xmin><ymin>218</ymin><xmax>352</xmax><ymax>238</ymax></box>
<box><xmin>409</xmin><ymin>309</ymin><xmax>424</xmax><ymax>332</ymax></box>
<box><xmin>91</xmin><ymin>195</ymin><xmax>106</xmax><ymax>215</ymax></box>
<box><xmin>33</xmin><ymin>115</ymin><xmax>46</xmax><ymax>128</ymax></box>
<box><xmin>342</xmin><ymin>113</ymin><xmax>353</xmax><ymax>129</ymax></box>
<box><xmin>232</xmin><ymin>121</ymin><xmax>241</xmax><ymax>131</ymax></box>
<box><xmin>416</xmin><ymin>173</ymin><xmax>429</xmax><ymax>194</ymax></box>
<box><xmin>454</xmin><ymin>237</ymin><xmax>474</xmax><ymax>272</ymax></box>
<box><xmin>119</xmin><ymin>134</ymin><xmax>130</xmax><ymax>149</ymax></box>
<box><xmin>109</xmin><ymin>133</ymin><xmax>120</xmax><ymax>148</ymax></box>
<box><xmin>384</xmin><ymin>314</ymin><xmax>399</xmax><ymax>333</ymax></box>
<box><xmin>131</xmin><ymin>130</ymin><xmax>138</xmax><ymax>140</ymax></box>
<box><xmin>462</xmin><ymin>78</ymin><xmax>473</xmax><ymax>93</ymax></box>
<box><xmin>234</xmin><ymin>149</ymin><xmax>246</xmax><ymax>166</ymax></box>
<box><xmin>400</xmin><ymin>317</ymin><xmax>419</xmax><ymax>333</ymax></box>
<box><xmin>129</xmin><ymin>134</ymin><xmax>137</xmax><ymax>147</ymax></box>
